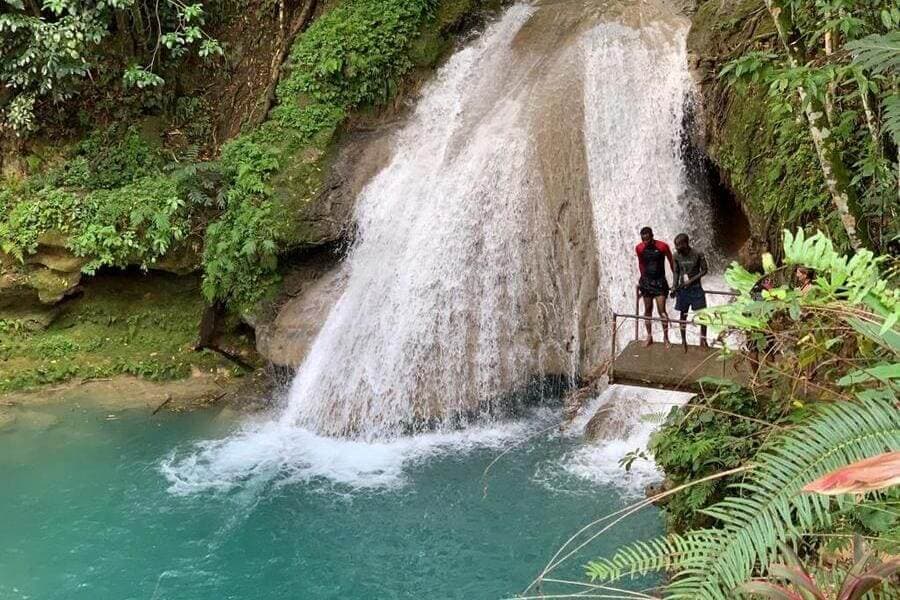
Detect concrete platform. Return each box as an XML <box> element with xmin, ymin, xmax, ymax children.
<box><xmin>610</xmin><ymin>340</ymin><xmax>746</xmax><ymax>392</ymax></box>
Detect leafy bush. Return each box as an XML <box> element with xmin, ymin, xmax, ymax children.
<box><xmin>0</xmin><ymin>187</ymin><xmax>83</xmax><ymax>258</ymax></box>
<box><xmin>0</xmin><ymin>0</ymin><xmax>221</xmax><ymax>135</ymax></box>
<box><xmin>69</xmin><ymin>176</ymin><xmax>190</xmax><ymax>272</ymax></box>
<box><xmin>717</xmin><ymin>0</ymin><xmax>899</xmax><ymax>251</ymax></box>
<box><xmin>0</xmin><ymin>172</ymin><xmax>194</xmax><ymax>272</ymax></box>
<box><xmin>583</xmin><ymin>230</ymin><xmax>900</xmax><ymax>599</ymax></box>
<box><xmin>200</xmin><ymin>139</ymin><xmax>281</xmax><ymax>308</ymax></box>
<box><xmin>278</xmin><ymin>0</ymin><xmax>436</xmax><ymax>108</ymax></box>
<box><xmin>1</xmin><ymin>0</ymin><xmax>453</xmax><ymax>311</ymax></box>
<box><xmin>649</xmin><ymin>381</ymin><xmax>790</xmax><ymax>532</ymax></box>
<box><xmin>53</xmin><ymin>126</ymin><xmax>165</xmax><ymax>190</ymax></box>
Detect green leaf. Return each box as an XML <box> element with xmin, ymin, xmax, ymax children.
<box><xmin>587</xmin><ymin>397</ymin><xmax>900</xmax><ymax>598</ymax></box>
<box><xmin>847</xmin><ymin>317</ymin><xmax>900</xmax><ymax>353</ymax></box>
<box><xmin>846</xmin><ymin>32</ymin><xmax>900</xmax><ymax>75</ymax></box>
<box><xmin>837</xmin><ymin>363</ymin><xmax>900</xmax><ymax>386</ymax></box>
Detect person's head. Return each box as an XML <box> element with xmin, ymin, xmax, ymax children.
<box><xmin>640</xmin><ymin>226</ymin><xmax>653</xmax><ymax>243</ymax></box>
<box><xmin>674</xmin><ymin>233</ymin><xmax>690</xmax><ymax>254</ymax></box>
<box><xmin>795</xmin><ymin>266</ymin><xmax>814</xmax><ymax>286</ymax></box>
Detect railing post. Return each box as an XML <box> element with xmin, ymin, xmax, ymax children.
<box><xmin>633</xmin><ymin>286</ymin><xmax>640</xmax><ymax>341</ymax></box>
<box><xmin>610</xmin><ymin>313</ymin><xmax>617</xmax><ymax>382</ymax></box>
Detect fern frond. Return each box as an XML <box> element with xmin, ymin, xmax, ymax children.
<box><xmin>586</xmin><ymin>397</ymin><xmax>900</xmax><ymax>599</ymax></box>
<box><xmin>180</xmin><ymin>144</ymin><xmax>200</xmax><ymax>163</ymax></box>
<box><xmin>883</xmin><ymin>93</ymin><xmax>900</xmax><ymax>147</ymax></box>
<box><xmin>586</xmin><ymin>532</ymin><xmax>714</xmax><ymax>582</ymax></box>
<box><xmin>847</xmin><ymin>31</ymin><xmax>900</xmax><ymax>75</ymax></box>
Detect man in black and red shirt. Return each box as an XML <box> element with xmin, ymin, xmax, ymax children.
<box><xmin>635</xmin><ymin>226</ymin><xmax>674</xmax><ymax>346</ymax></box>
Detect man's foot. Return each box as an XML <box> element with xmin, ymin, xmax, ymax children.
<box><xmin>643</xmin><ymin>338</ymin><xmax>653</xmax><ymax>347</ymax></box>
<box><xmin>682</xmin><ymin>342</ymin><xmax>689</xmax><ymax>354</ymax></box>
<box><xmin>700</xmin><ymin>339</ymin><xmax>709</xmax><ymax>349</ymax></box>
<box><xmin>663</xmin><ymin>338</ymin><xmax>671</xmax><ymax>349</ymax></box>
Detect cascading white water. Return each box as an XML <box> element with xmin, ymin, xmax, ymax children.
<box><xmin>281</xmin><ymin>0</ymin><xmax>715</xmax><ymax>439</ymax></box>
<box><xmin>582</xmin><ymin>18</ymin><xmax>712</xmax><ymax>316</ymax></box>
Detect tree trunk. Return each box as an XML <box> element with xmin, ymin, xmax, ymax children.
<box><xmin>764</xmin><ymin>0</ymin><xmax>870</xmax><ymax>250</ymax></box>
<box><xmin>823</xmin><ymin>29</ymin><xmax>834</xmax><ymax>125</ymax></box>
<box><xmin>249</xmin><ymin>0</ymin><xmax>320</xmax><ymax>128</ymax></box>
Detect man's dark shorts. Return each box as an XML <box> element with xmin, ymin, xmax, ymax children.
<box><xmin>639</xmin><ymin>276</ymin><xmax>669</xmax><ymax>298</ymax></box>
<box><xmin>675</xmin><ymin>286</ymin><xmax>707</xmax><ymax>312</ymax></box>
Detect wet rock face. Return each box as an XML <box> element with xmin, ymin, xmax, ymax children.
<box><xmin>253</xmin><ymin>248</ymin><xmax>347</xmax><ymax>368</ymax></box>
<box><xmin>686</xmin><ymin>0</ymin><xmax>778</xmax><ymax>245</ymax></box>
<box><xmin>252</xmin><ymin>109</ymin><xmax>407</xmax><ymax>368</ymax></box>
<box><xmin>584</xmin><ymin>397</ymin><xmax>639</xmax><ymax>442</ymax></box>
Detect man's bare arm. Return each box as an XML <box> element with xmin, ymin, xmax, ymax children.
<box><xmin>684</xmin><ymin>252</ymin><xmax>709</xmax><ymax>287</ymax></box>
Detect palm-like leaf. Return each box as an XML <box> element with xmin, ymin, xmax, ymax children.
<box><xmin>846</xmin><ymin>31</ymin><xmax>900</xmax><ymax>75</ymax></box>
<box><xmin>883</xmin><ymin>92</ymin><xmax>900</xmax><ymax>147</ymax></box>
<box><xmin>586</xmin><ymin>397</ymin><xmax>900</xmax><ymax>599</ymax></box>
<box><xmin>846</xmin><ymin>31</ymin><xmax>900</xmax><ymax>147</ymax></box>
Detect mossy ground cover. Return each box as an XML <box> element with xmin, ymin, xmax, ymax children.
<box><xmin>0</xmin><ymin>272</ymin><xmax>253</xmax><ymax>394</ymax></box>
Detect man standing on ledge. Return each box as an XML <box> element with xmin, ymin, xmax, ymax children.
<box><xmin>635</xmin><ymin>226</ymin><xmax>674</xmax><ymax>347</ymax></box>
<box><xmin>671</xmin><ymin>233</ymin><xmax>709</xmax><ymax>351</ymax></box>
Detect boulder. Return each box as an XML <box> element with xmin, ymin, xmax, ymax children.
<box><xmin>254</xmin><ymin>250</ymin><xmax>347</xmax><ymax>368</ymax></box>
<box><xmin>584</xmin><ymin>401</ymin><xmax>638</xmax><ymax>442</ymax></box>
<box><xmin>0</xmin><ymin>255</ymin><xmax>70</xmax><ymax>330</ymax></box>
<box><xmin>1</xmin><ymin>230</ymin><xmax>85</xmax><ymax>320</ymax></box>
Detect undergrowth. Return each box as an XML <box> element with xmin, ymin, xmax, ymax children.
<box><xmin>0</xmin><ymin>0</ymin><xmax>476</xmax><ymax>311</ymax></box>
<box><xmin>649</xmin><ymin>380</ymin><xmax>793</xmax><ymax>532</ymax></box>
<box><xmin>0</xmin><ymin>273</ymin><xmax>251</xmax><ymax>393</ymax></box>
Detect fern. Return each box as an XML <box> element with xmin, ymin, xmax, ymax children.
<box><xmin>586</xmin><ymin>396</ymin><xmax>900</xmax><ymax>599</ymax></box>
<box><xmin>884</xmin><ymin>93</ymin><xmax>900</xmax><ymax>147</ymax></box>
<box><xmin>846</xmin><ymin>31</ymin><xmax>900</xmax><ymax>147</ymax></box>
<box><xmin>587</xmin><ymin>532</ymin><xmax>713</xmax><ymax>581</ymax></box>
<box><xmin>847</xmin><ymin>31</ymin><xmax>900</xmax><ymax>75</ymax></box>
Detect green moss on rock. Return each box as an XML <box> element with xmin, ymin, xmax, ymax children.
<box><xmin>0</xmin><ymin>272</ymin><xmax>254</xmax><ymax>394</ymax></box>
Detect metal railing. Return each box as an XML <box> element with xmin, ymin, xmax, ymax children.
<box><xmin>629</xmin><ymin>286</ymin><xmax>738</xmax><ymax>340</ymax></box>
<box><xmin>608</xmin><ymin>286</ymin><xmax>739</xmax><ymax>382</ymax></box>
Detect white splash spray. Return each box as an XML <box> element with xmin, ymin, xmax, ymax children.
<box><xmin>551</xmin><ymin>384</ymin><xmax>693</xmax><ymax>496</ymax></box>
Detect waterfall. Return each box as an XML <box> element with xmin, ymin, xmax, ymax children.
<box><xmin>281</xmin><ymin>0</ymin><xmax>713</xmax><ymax>439</ymax></box>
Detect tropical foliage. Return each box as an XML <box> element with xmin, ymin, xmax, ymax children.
<box><xmin>740</xmin><ymin>538</ymin><xmax>900</xmax><ymax>600</ymax></box>
<box><xmin>719</xmin><ymin>0</ymin><xmax>899</xmax><ymax>252</ymax></box>
<box><xmin>583</xmin><ymin>230</ymin><xmax>900</xmax><ymax>599</ymax></box>
<box><xmin>0</xmin><ymin>0</ymin><xmax>460</xmax><ymax>310</ymax></box>
<box><xmin>0</xmin><ymin>0</ymin><xmax>222</xmax><ymax>134</ymax></box>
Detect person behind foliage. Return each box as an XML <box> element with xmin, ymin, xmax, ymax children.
<box><xmin>670</xmin><ymin>233</ymin><xmax>709</xmax><ymax>350</ymax></box>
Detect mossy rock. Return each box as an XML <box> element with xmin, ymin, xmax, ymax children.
<box><xmin>408</xmin><ymin>31</ymin><xmax>447</xmax><ymax>67</ymax></box>
<box><xmin>27</xmin><ymin>267</ymin><xmax>82</xmax><ymax>304</ymax></box>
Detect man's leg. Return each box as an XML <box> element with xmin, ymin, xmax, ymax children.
<box><xmin>679</xmin><ymin>310</ymin><xmax>688</xmax><ymax>351</ymax></box>
<box><xmin>642</xmin><ymin>295</ymin><xmax>654</xmax><ymax>346</ymax></box>
<box><xmin>654</xmin><ymin>295</ymin><xmax>670</xmax><ymax>346</ymax></box>
<box><xmin>697</xmin><ymin>293</ymin><xmax>709</xmax><ymax>348</ymax></box>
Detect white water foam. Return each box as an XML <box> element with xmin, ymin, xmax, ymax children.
<box><xmin>539</xmin><ymin>385</ymin><xmax>693</xmax><ymax>496</ymax></box>
<box><xmin>161</xmin><ymin>409</ymin><xmax>559</xmax><ymax>495</ymax></box>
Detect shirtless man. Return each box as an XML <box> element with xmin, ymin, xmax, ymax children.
<box><xmin>670</xmin><ymin>233</ymin><xmax>709</xmax><ymax>350</ymax></box>
<box><xmin>635</xmin><ymin>226</ymin><xmax>674</xmax><ymax>347</ymax></box>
